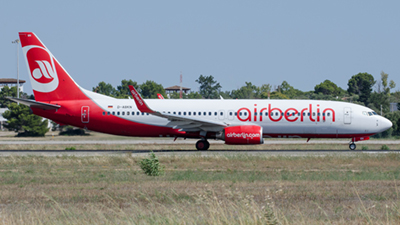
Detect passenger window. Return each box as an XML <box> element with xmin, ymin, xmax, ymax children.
<box><xmin>178</xmin><ymin>112</ymin><xmax>181</xmax><ymax>115</ymax></box>
<box><xmin>142</xmin><ymin>112</ymin><xmax>144</xmax><ymax>115</ymax></box>
<box><xmin>127</xmin><ymin>112</ymin><xmax>130</xmax><ymax>115</ymax></box>
<box><xmin>183</xmin><ymin>112</ymin><xmax>186</xmax><ymax>115</ymax></box>
<box><xmin>235</xmin><ymin>112</ymin><xmax>237</xmax><ymax>116</ymax></box>
<box><xmin>102</xmin><ymin>112</ymin><xmax>105</xmax><ymax>115</ymax></box>
<box><xmin>122</xmin><ymin>112</ymin><xmax>125</xmax><ymax>116</ymax></box>
<box><xmin>220</xmin><ymin>112</ymin><xmax>223</xmax><ymax>116</ymax></box>
<box><xmin>173</xmin><ymin>112</ymin><xmax>176</xmax><ymax>115</ymax></box>
<box><xmin>244</xmin><ymin>112</ymin><xmax>247</xmax><ymax>116</ymax></box>
<box><xmin>188</xmin><ymin>112</ymin><xmax>191</xmax><ymax>116</ymax></box>
<box><xmin>265</xmin><ymin>112</ymin><xmax>268</xmax><ymax>116</ymax></box>
<box><xmin>209</xmin><ymin>112</ymin><xmax>211</xmax><ymax>116</ymax></box>
<box><xmin>229</xmin><ymin>112</ymin><xmax>232</xmax><ymax>116</ymax></box>
<box><xmin>292</xmin><ymin>112</ymin><xmax>295</xmax><ymax>116</ymax></box>
<box><xmin>239</xmin><ymin>112</ymin><xmax>242</xmax><ymax>116</ymax></box>
<box><xmin>254</xmin><ymin>112</ymin><xmax>257</xmax><ymax>116</ymax></box>
<box><xmin>193</xmin><ymin>112</ymin><xmax>196</xmax><ymax>115</ymax></box>
<box><xmin>137</xmin><ymin>112</ymin><xmax>140</xmax><ymax>115</ymax></box>
<box><xmin>313</xmin><ymin>112</ymin><xmax>315</xmax><ymax>116</ymax></box>
<box><xmin>327</xmin><ymin>113</ymin><xmax>330</xmax><ymax>116</ymax></box>
<box><xmin>112</xmin><ymin>112</ymin><xmax>115</xmax><ymax>115</ymax></box>
<box><xmin>107</xmin><ymin>112</ymin><xmax>110</xmax><ymax>115</ymax></box>
<box><xmin>307</xmin><ymin>113</ymin><xmax>310</xmax><ymax>116</ymax></box>
<box><xmin>275</xmin><ymin>112</ymin><xmax>279</xmax><ymax>116</ymax></box>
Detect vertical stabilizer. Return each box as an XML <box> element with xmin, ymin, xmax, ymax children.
<box><xmin>19</xmin><ymin>32</ymin><xmax>85</xmax><ymax>102</ymax></box>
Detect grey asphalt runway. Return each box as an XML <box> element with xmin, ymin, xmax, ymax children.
<box><xmin>0</xmin><ymin>149</ymin><xmax>397</xmax><ymax>157</ymax></box>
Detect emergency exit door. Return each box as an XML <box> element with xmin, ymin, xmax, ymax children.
<box><xmin>81</xmin><ymin>106</ymin><xmax>90</xmax><ymax>123</ymax></box>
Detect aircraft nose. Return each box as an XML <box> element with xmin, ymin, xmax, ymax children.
<box><xmin>382</xmin><ymin>117</ymin><xmax>393</xmax><ymax>131</ymax></box>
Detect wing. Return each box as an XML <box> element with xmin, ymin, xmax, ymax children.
<box><xmin>128</xmin><ymin>85</ymin><xmax>226</xmax><ymax>132</ymax></box>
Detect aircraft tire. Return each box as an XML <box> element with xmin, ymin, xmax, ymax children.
<box><xmin>196</xmin><ymin>140</ymin><xmax>210</xmax><ymax>150</ymax></box>
<box><xmin>349</xmin><ymin>143</ymin><xmax>356</xmax><ymax>150</ymax></box>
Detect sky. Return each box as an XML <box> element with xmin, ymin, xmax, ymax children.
<box><xmin>1</xmin><ymin>1</ymin><xmax>400</xmax><ymax>95</ymax></box>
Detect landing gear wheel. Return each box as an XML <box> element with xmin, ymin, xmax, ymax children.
<box><xmin>349</xmin><ymin>143</ymin><xmax>356</xmax><ymax>150</ymax></box>
<box><xmin>196</xmin><ymin>140</ymin><xmax>210</xmax><ymax>150</ymax></box>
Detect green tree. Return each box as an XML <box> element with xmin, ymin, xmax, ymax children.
<box><xmin>314</xmin><ymin>80</ymin><xmax>345</xmax><ymax>96</ymax></box>
<box><xmin>186</xmin><ymin>91</ymin><xmax>203</xmax><ymax>99</ymax></box>
<box><xmin>0</xmin><ymin>86</ymin><xmax>27</xmax><ymax>108</ymax></box>
<box><xmin>231</xmin><ymin>82</ymin><xmax>260</xmax><ymax>99</ymax></box>
<box><xmin>195</xmin><ymin>75</ymin><xmax>222</xmax><ymax>99</ymax></box>
<box><xmin>368</xmin><ymin>71</ymin><xmax>396</xmax><ymax>114</ymax></box>
<box><xmin>269</xmin><ymin>91</ymin><xmax>289</xmax><ymax>99</ymax></box>
<box><xmin>279</xmin><ymin>81</ymin><xmax>303</xmax><ymax>99</ymax></box>
<box><xmin>347</xmin><ymin>72</ymin><xmax>375</xmax><ymax>106</ymax></box>
<box><xmin>92</xmin><ymin>81</ymin><xmax>116</xmax><ymax>97</ymax></box>
<box><xmin>116</xmin><ymin>79</ymin><xmax>139</xmax><ymax>98</ymax></box>
<box><xmin>3</xmin><ymin>103</ymin><xmax>49</xmax><ymax>136</ymax></box>
<box><xmin>139</xmin><ymin>80</ymin><xmax>165</xmax><ymax>99</ymax></box>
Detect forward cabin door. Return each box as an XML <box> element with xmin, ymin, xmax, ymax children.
<box><xmin>343</xmin><ymin>107</ymin><xmax>351</xmax><ymax>124</ymax></box>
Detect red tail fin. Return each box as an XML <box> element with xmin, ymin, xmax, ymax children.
<box><xmin>19</xmin><ymin>32</ymin><xmax>85</xmax><ymax>102</ymax></box>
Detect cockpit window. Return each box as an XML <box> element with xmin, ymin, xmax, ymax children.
<box><xmin>372</xmin><ymin>111</ymin><xmax>378</xmax><ymax>115</ymax></box>
<box><xmin>362</xmin><ymin>111</ymin><xmax>367</xmax><ymax>116</ymax></box>
<box><xmin>368</xmin><ymin>112</ymin><xmax>373</xmax><ymax>116</ymax></box>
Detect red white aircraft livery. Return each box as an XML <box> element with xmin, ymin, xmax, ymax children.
<box><xmin>9</xmin><ymin>32</ymin><xmax>392</xmax><ymax>150</ymax></box>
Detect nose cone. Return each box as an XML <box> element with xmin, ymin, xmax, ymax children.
<box><xmin>381</xmin><ymin>117</ymin><xmax>393</xmax><ymax>131</ymax></box>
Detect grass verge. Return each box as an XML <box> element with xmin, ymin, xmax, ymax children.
<box><xmin>0</xmin><ymin>153</ymin><xmax>399</xmax><ymax>224</ymax></box>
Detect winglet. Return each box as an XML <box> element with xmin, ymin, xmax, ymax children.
<box><xmin>157</xmin><ymin>93</ymin><xmax>164</xmax><ymax>99</ymax></box>
<box><xmin>128</xmin><ymin>85</ymin><xmax>154</xmax><ymax>113</ymax></box>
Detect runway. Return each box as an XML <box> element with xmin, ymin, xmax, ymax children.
<box><xmin>0</xmin><ymin>149</ymin><xmax>398</xmax><ymax>157</ymax></box>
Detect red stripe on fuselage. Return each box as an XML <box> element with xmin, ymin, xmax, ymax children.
<box><xmin>32</xmin><ymin>99</ymin><xmax>186</xmax><ymax>137</ymax></box>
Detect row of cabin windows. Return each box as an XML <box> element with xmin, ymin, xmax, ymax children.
<box><xmin>102</xmin><ymin>111</ymin><xmax>331</xmax><ymax>117</ymax></box>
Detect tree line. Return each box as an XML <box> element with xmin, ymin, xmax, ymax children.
<box><xmin>1</xmin><ymin>71</ymin><xmax>400</xmax><ymax>137</ymax></box>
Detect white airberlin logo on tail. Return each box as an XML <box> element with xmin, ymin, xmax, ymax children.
<box><xmin>23</xmin><ymin>45</ymin><xmax>59</xmax><ymax>93</ymax></box>
<box><xmin>32</xmin><ymin>60</ymin><xmax>55</xmax><ymax>80</ymax></box>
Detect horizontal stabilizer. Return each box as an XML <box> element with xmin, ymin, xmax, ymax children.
<box><xmin>6</xmin><ymin>97</ymin><xmax>61</xmax><ymax>110</ymax></box>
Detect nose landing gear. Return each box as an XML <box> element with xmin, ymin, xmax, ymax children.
<box><xmin>196</xmin><ymin>139</ymin><xmax>210</xmax><ymax>150</ymax></box>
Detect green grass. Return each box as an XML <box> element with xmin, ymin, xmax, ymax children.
<box><xmin>0</xmin><ymin>154</ymin><xmax>399</xmax><ymax>224</ymax></box>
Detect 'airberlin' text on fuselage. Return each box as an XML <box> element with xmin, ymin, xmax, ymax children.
<box><xmin>237</xmin><ymin>104</ymin><xmax>336</xmax><ymax>122</ymax></box>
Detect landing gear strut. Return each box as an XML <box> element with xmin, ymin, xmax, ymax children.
<box><xmin>349</xmin><ymin>142</ymin><xmax>356</xmax><ymax>150</ymax></box>
<box><xmin>196</xmin><ymin>139</ymin><xmax>210</xmax><ymax>150</ymax></box>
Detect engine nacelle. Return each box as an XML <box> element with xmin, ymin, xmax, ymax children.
<box><xmin>222</xmin><ymin>125</ymin><xmax>264</xmax><ymax>145</ymax></box>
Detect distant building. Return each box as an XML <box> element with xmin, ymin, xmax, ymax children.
<box><xmin>164</xmin><ymin>85</ymin><xmax>191</xmax><ymax>94</ymax></box>
<box><xmin>0</xmin><ymin>108</ymin><xmax>7</xmax><ymax>130</ymax></box>
<box><xmin>390</xmin><ymin>103</ymin><xmax>398</xmax><ymax>112</ymax></box>
<box><xmin>0</xmin><ymin>78</ymin><xmax>26</xmax><ymax>92</ymax></box>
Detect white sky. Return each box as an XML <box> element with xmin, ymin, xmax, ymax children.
<box><xmin>1</xmin><ymin>0</ymin><xmax>400</xmax><ymax>95</ymax></box>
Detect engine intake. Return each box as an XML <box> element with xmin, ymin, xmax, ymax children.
<box><xmin>222</xmin><ymin>125</ymin><xmax>264</xmax><ymax>145</ymax></box>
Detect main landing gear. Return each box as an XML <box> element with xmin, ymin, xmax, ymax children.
<box><xmin>196</xmin><ymin>139</ymin><xmax>210</xmax><ymax>150</ymax></box>
<box><xmin>349</xmin><ymin>142</ymin><xmax>356</xmax><ymax>150</ymax></box>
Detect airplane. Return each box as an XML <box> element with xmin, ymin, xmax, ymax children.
<box><xmin>8</xmin><ymin>32</ymin><xmax>392</xmax><ymax>150</ymax></box>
